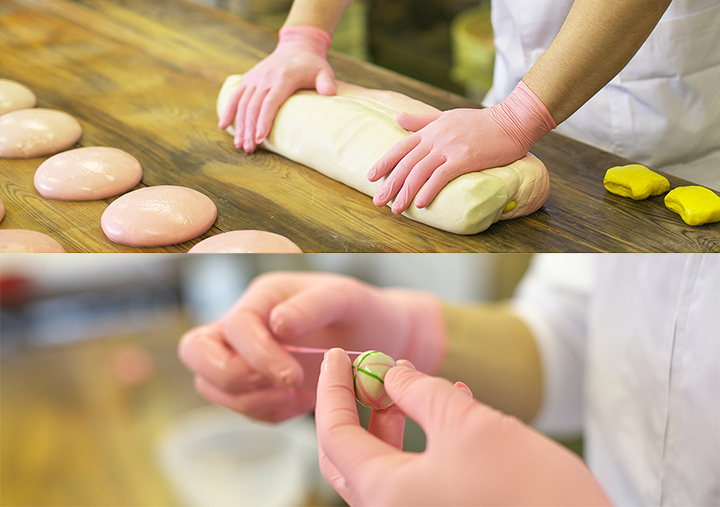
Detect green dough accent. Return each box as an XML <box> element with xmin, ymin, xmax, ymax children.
<box><xmin>357</xmin><ymin>368</ymin><xmax>385</xmax><ymax>384</ymax></box>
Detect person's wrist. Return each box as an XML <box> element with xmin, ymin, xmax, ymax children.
<box><xmin>278</xmin><ymin>25</ymin><xmax>332</xmax><ymax>54</ymax></box>
<box><xmin>384</xmin><ymin>289</ymin><xmax>447</xmax><ymax>375</ymax></box>
<box><xmin>494</xmin><ymin>80</ymin><xmax>557</xmax><ymax>153</ymax></box>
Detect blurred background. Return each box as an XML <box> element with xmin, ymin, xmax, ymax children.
<box><xmin>0</xmin><ymin>253</ymin><xmax>532</xmax><ymax>507</ymax></box>
<box><xmin>191</xmin><ymin>0</ymin><xmax>496</xmax><ymax>101</ymax></box>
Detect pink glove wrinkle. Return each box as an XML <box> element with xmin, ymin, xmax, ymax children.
<box><xmin>369</xmin><ymin>80</ymin><xmax>556</xmax><ymax>214</ymax></box>
<box><xmin>218</xmin><ymin>25</ymin><xmax>335</xmax><ymax>153</ymax></box>
<box><xmin>316</xmin><ymin>348</ymin><xmax>611</xmax><ymax>507</ymax></box>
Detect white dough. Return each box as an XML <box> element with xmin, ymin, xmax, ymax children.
<box><xmin>217</xmin><ymin>75</ymin><xmax>550</xmax><ymax>235</ymax></box>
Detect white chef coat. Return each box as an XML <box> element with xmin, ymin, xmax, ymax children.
<box><xmin>512</xmin><ymin>254</ymin><xmax>719</xmax><ymax>506</ymax></box>
<box><xmin>484</xmin><ymin>0</ymin><xmax>720</xmax><ymax>191</ymax></box>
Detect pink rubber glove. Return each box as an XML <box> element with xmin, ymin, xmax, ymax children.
<box><xmin>368</xmin><ymin>81</ymin><xmax>556</xmax><ymax>214</ymax></box>
<box><xmin>178</xmin><ymin>272</ymin><xmax>445</xmax><ymax>423</ymax></box>
<box><xmin>317</xmin><ymin>348</ymin><xmax>612</xmax><ymax>506</ymax></box>
<box><xmin>218</xmin><ymin>26</ymin><xmax>336</xmax><ymax>153</ymax></box>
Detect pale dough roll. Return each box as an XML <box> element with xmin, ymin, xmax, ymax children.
<box><xmin>188</xmin><ymin>230</ymin><xmax>303</xmax><ymax>253</ymax></box>
<box><xmin>0</xmin><ymin>108</ymin><xmax>82</xmax><ymax>158</ymax></box>
<box><xmin>0</xmin><ymin>229</ymin><xmax>65</xmax><ymax>253</ymax></box>
<box><xmin>217</xmin><ymin>75</ymin><xmax>550</xmax><ymax>235</ymax></box>
<box><xmin>0</xmin><ymin>79</ymin><xmax>37</xmax><ymax>115</ymax></box>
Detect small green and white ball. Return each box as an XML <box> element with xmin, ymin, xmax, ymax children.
<box><xmin>352</xmin><ymin>350</ymin><xmax>396</xmax><ymax>410</ymax></box>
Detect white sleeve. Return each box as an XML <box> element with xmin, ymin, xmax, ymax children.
<box><xmin>511</xmin><ymin>253</ymin><xmax>597</xmax><ymax>437</ymax></box>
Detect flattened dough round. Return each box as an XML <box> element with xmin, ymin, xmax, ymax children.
<box><xmin>0</xmin><ymin>229</ymin><xmax>65</xmax><ymax>253</ymax></box>
<box><xmin>35</xmin><ymin>146</ymin><xmax>143</xmax><ymax>200</ymax></box>
<box><xmin>188</xmin><ymin>230</ymin><xmax>303</xmax><ymax>253</ymax></box>
<box><xmin>0</xmin><ymin>108</ymin><xmax>82</xmax><ymax>158</ymax></box>
<box><xmin>0</xmin><ymin>79</ymin><xmax>37</xmax><ymax>115</ymax></box>
<box><xmin>0</xmin><ymin>199</ymin><xmax>5</xmax><ymax>223</ymax></box>
<box><xmin>102</xmin><ymin>185</ymin><xmax>217</xmax><ymax>247</ymax></box>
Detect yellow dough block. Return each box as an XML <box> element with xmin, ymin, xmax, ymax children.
<box><xmin>664</xmin><ymin>186</ymin><xmax>720</xmax><ymax>226</ymax></box>
<box><xmin>603</xmin><ymin>164</ymin><xmax>670</xmax><ymax>200</ymax></box>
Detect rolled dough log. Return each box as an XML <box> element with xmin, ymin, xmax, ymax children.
<box><xmin>0</xmin><ymin>79</ymin><xmax>37</xmax><ymax>115</ymax></box>
<box><xmin>34</xmin><ymin>146</ymin><xmax>143</xmax><ymax>200</ymax></box>
<box><xmin>217</xmin><ymin>75</ymin><xmax>550</xmax><ymax>235</ymax></box>
<box><xmin>188</xmin><ymin>230</ymin><xmax>303</xmax><ymax>253</ymax></box>
<box><xmin>101</xmin><ymin>185</ymin><xmax>217</xmax><ymax>247</ymax></box>
<box><xmin>0</xmin><ymin>229</ymin><xmax>66</xmax><ymax>253</ymax></box>
<box><xmin>0</xmin><ymin>108</ymin><xmax>82</xmax><ymax>158</ymax></box>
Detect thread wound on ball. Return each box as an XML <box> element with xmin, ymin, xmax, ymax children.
<box><xmin>353</xmin><ymin>350</ymin><xmax>395</xmax><ymax>410</ymax></box>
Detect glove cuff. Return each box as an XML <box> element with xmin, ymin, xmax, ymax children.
<box><xmin>497</xmin><ymin>81</ymin><xmax>556</xmax><ymax>153</ymax></box>
<box><xmin>515</xmin><ymin>81</ymin><xmax>556</xmax><ymax>130</ymax></box>
<box><xmin>384</xmin><ymin>289</ymin><xmax>447</xmax><ymax>375</ymax></box>
<box><xmin>278</xmin><ymin>26</ymin><xmax>332</xmax><ymax>53</ymax></box>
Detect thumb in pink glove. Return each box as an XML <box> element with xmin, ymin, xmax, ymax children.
<box><xmin>218</xmin><ymin>25</ymin><xmax>336</xmax><ymax>153</ymax></box>
<box><xmin>316</xmin><ymin>348</ymin><xmax>611</xmax><ymax>506</ymax></box>
<box><xmin>368</xmin><ymin>81</ymin><xmax>556</xmax><ymax>214</ymax></box>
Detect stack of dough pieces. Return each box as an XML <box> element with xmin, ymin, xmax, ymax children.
<box><xmin>218</xmin><ymin>75</ymin><xmax>550</xmax><ymax>235</ymax></box>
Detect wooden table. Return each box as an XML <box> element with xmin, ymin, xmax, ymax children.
<box><xmin>0</xmin><ymin>309</ymin><xmax>337</xmax><ymax>506</ymax></box>
<box><xmin>0</xmin><ymin>311</ymin><xmax>199</xmax><ymax>506</ymax></box>
<box><xmin>1</xmin><ymin>0</ymin><xmax>718</xmax><ymax>252</ymax></box>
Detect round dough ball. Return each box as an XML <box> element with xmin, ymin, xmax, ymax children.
<box><xmin>0</xmin><ymin>108</ymin><xmax>82</xmax><ymax>158</ymax></box>
<box><xmin>34</xmin><ymin>146</ymin><xmax>143</xmax><ymax>201</ymax></box>
<box><xmin>0</xmin><ymin>229</ymin><xmax>65</xmax><ymax>253</ymax></box>
<box><xmin>0</xmin><ymin>79</ymin><xmax>37</xmax><ymax>115</ymax></box>
<box><xmin>101</xmin><ymin>185</ymin><xmax>217</xmax><ymax>247</ymax></box>
<box><xmin>188</xmin><ymin>230</ymin><xmax>303</xmax><ymax>253</ymax></box>
<box><xmin>353</xmin><ymin>350</ymin><xmax>396</xmax><ymax>410</ymax></box>
<box><xmin>0</xmin><ymin>199</ymin><xmax>5</xmax><ymax>223</ymax></box>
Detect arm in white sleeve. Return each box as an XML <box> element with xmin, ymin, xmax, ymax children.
<box><xmin>511</xmin><ymin>253</ymin><xmax>597</xmax><ymax>437</ymax></box>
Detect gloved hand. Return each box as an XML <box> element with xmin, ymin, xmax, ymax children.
<box><xmin>218</xmin><ymin>26</ymin><xmax>336</xmax><ymax>153</ymax></box>
<box><xmin>316</xmin><ymin>348</ymin><xmax>611</xmax><ymax>507</ymax></box>
<box><xmin>178</xmin><ymin>272</ymin><xmax>445</xmax><ymax>423</ymax></box>
<box><xmin>368</xmin><ymin>81</ymin><xmax>556</xmax><ymax>214</ymax></box>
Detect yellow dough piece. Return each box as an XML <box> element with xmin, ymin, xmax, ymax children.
<box><xmin>603</xmin><ymin>164</ymin><xmax>670</xmax><ymax>200</ymax></box>
<box><xmin>664</xmin><ymin>186</ymin><xmax>720</xmax><ymax>226</ymax></box>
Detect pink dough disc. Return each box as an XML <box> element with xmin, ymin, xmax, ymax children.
<box><xmin>0</xmin><ymin>108</ymin><xmax>82</xmax><ymax>158</ymax></box>
<box><xmin>101</xmin><ymin>185</ymin><xmax>217</xmax><ymax>247</ymax></box>
<box><xmin>34</xmin><ymin>146</ymin><xmax>143</xmax><ymax>200</ymax></box>
<box><xmin>0</xmin><ymin>229</ymin><xmax>65</xmax><ymax>253</ymax></box>
<box><xmin>0</xmin><ymin>79</ymin><xmax>37</xmax><ymax>115</ymax></box>
<box><xmin>188</xmin><ymin>230</ymin><xmax>303</xmax><ymax>253</ymax></box>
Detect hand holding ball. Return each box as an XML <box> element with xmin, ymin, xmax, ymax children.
<box><xmin>352</xmin><ymin>351</ymin><xmax>396</xmax><ymax>410</ymax></box>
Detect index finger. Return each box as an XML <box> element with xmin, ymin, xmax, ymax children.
<box><xmin>221</xmin><ymin>275</ymin><xmax>307</xmax><ymax>388</ymax></box>
<box><xmin>316</xmin><ymin>348</ymin><xmax>397</xmax><ymax>477</ymax></box>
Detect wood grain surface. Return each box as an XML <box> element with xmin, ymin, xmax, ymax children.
<box><xmin>1</xmin><ymin>0</ymin><xmax>718</xmax><ymax>252</ymax></box>
<box><xmin>0</xmin><ymin>311</ymin><xmax>199</xmax><ymax>506</ymax></box>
